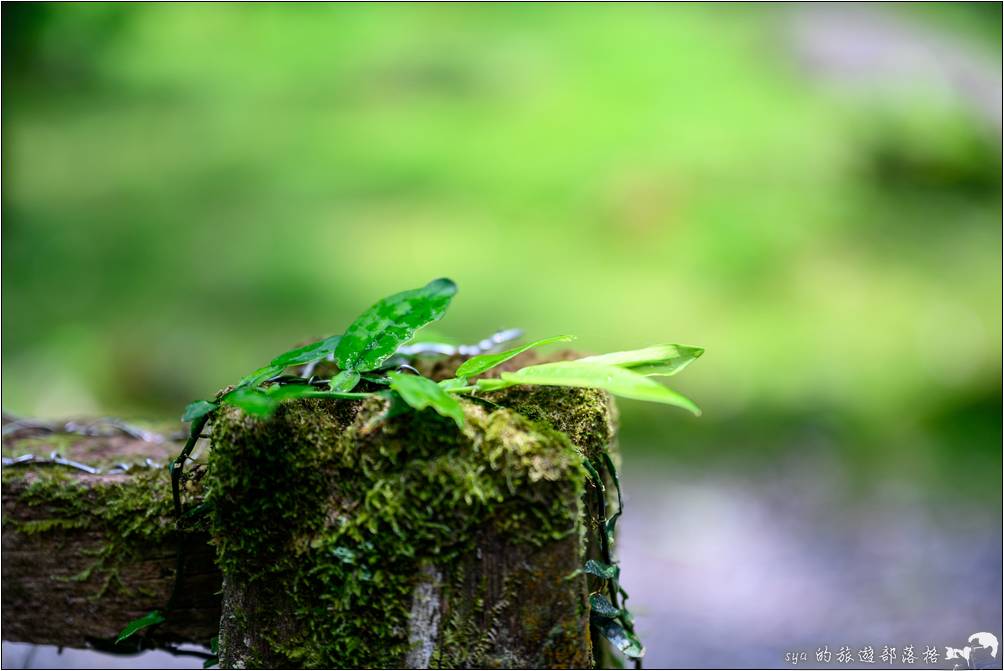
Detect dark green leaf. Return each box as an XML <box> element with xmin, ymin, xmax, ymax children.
<box><xmin>581</xmin><ymin>458</ymin><xmax>604</xmax><ymax>490</ymax></box>
<box><xmin>591</xmin><ymin>613</ymin><xmax>645</xmax><ymax>659</ymax></box>
<box><xmin>222</xmin><ymin>384</ymin><xmax>372</xmax><ymax>418</ymax></box>
<box><xmin>270</xmin><ymin>335</ymin><xmax>342</xmax><ymax>367</ymax></box>
<box><xmin>589</xmin><ymin>593</ymin><xmax>621</xmax><ymax>618</ymax></box>
<box><xmin>377</xmin><ymin>390</ymin><xmax>415</xmax><ymax>421</ymax></box>
<box><xmin>583</xmin><ymin>559</ymin><xmax>620</xmax><ymax>581</ymax></box>
<box><xmin>502</xmin><ymin>362</ymin><xmax>701</xmax><ymax>415</ymax></box>
<box><xmin>329</xmin><ymin>370</ymin><xmax>361</xmax><ymax>392</ymax></box>
<box><xmin>202</xmin><ymin>656</ymin><xmax>218</xmax><ymax>669</ymax></box>
<box><xmin>234</xmin><ymin>363</ymin><xmax>286</xmax><ymax>390</ymax></box>
<box><xmin>116</xmin><ymin>610</ymin><xmax>166</xmax><ymax>644</ymax></box>
<box><xmin>182</xmin><ymin>400</ymin><xmax>217</xmax><ymax>423</ymax></box>
<box><xmin>210</xmin><ymin>636</ymin><xmax>219</xmax><ymax>654</ymax></box>
<box><xmin>455</xmin><ymin>335</ymin><xmax>576</xmax><ymax>378</ymax></box>
<box><xmin>602</xmin><ymin>452</ymin><xmax>623</xmax><ymax>544</ymax></box>
<box><xmin>336</xmin><ymin>278</ymin><xmax>457</xmax><ymax>372</ymax></box>
<box><xmin>388</xmin><ymin>371</ymin><xmax>465</xmax><ymax>428</ymax></box>
<box><xmin>576</xmin><ymin>344</ymin><xmax>704</xmax><ymax>377</ymax></box>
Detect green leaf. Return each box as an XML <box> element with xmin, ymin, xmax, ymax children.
<box><xmin>455</xmin><ymin>335</ymin><xmax>576</xmax><ymax>378</ymax></box>
<box><xmin>581</xmin><ymin>458</ymin><xmax>604</xmax><ymax>490</ymax></box>
<box><xmin>583</xmin><ymin>559</ymin><xmax>620</xmax><ymax>580</ymax></box>
<box><xmin>222</xmin><ymin>384</ymin><xmax>374</xmax><ymax>418</ymax></box>
<box><xmin>221</xmin><ymin>388</ymin><xmax>278</xmax><ymax>417</ymax></box>
<box><xmin>589</xmin><ymin>593</ymin><xmax>621</xmax><ymax>619</ymax></box>
<box><xmin>475</xmin><ymin>378</ymin><xmax>516</xmax><ymax>392</ymax></box>
<box><xmin>602</xmin><ymin>452</ymin><xmax>623</xmax><ymax>544</ymax></box>
<box><xmin>329</xmin><ymin>370</ymin><xmax>361</xmax><ymax>392</ymax></box>
<box><xmin>203</xmin><ymin>657</ymin><xmax>218</xmax><ymax>669</ymax></box>
<box><xmin>234</xmin><ymin>363</ymin><xmax>286</xmax><ymax>390</ymax></box>
<box><xmin>438</xmin><ymin>377</ymin><xmax>469</xmax><ymax>391</ymax></box>
<box><xmin>335</xmin><ymin>278</ymin><xmax>457</xmax><ymax>372</ymax></box>
<box><xmin>270</xmin><ymin>335</ymin><xmax>342</xmax><ymax>367</ymax></box>
<box><xmin>116</xmin><ymin>610</ymin><xmax>166</xmax><ymax>644</ymax></box>
<box><xmin>591</xmin><ymin>613</ymin><xmax>645</xmax><ymax>659</ymax></box>
<box><xmin>388</xmin><ymin>371</ymin><xmax>465</xmax><ymax>428</ymax></box>
<box><xmin>501</xmin><ymin>362</ymin><xmax>701</xmax><ymax>415</ymax></box>
<box><xmin>576</xmin><ymin>343</ymin><xmax>704</xmax><ymax>376</ymax></box>
<box><xmin>182</xmin><ymin>400</ymin><xmax>217</xmax><ymax>423</ymax></box>
<box><xmin>210</xmin><ymin>636</ymin><xmax>219</xmax><ymax>655</ymax></box>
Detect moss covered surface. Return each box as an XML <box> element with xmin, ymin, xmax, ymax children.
<box><xmin>209</xmin><ymin>388</ymin><xmax>612</xmax><ymax>668</ymax></box>
<box><xmin>2</xmin><ymin>457</ymin><xmax>220</xmax><ymax>647</ymax></box>
<box><xmin>4</xmin><ymin>467</ymin><xmax>180</xmax><ymax>589</ymax></box>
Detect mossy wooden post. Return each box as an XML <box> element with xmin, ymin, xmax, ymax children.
<box><xmin>208</xmin><ymin>384</ymin><xmax>618</xmax><ymax>669</ymax></box>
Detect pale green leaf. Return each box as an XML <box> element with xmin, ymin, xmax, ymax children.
<box><xmin>388</xmin><ymin>371</ymin><xmax>465</xmax><ymax>428</ymax></box>
<box><xmin>475</xmin><ymin>378</ymin><xmax>517</xmax><ymax>392</ymax></box>
<box><xmin>455</xmin><ymin>335</ymin><xmax>576</xmax><ymax>378</ymax></box>
<box><xmin>501</xmin><ymin>362</ymin><xmax>701</xmax><ymax>415</ymax></box>
<box><xmin>576</xmin><ymin>344</ymin><xmax>704</xmax><ymax>377</ymax></box>
<box><xmin>438</xmin><ymin>377</ymin><xmax>469</xmax><ymax>391</ymax></box>
<box><xmin>336</xmin><ymin>278</ymin><xmax>457</xmax><ymax>372</ymax></box>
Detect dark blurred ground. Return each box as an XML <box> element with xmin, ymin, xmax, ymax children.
<box><xmin>1</xmin><ymin>3</ymin><xmax>1000</xmax><ymax>668</ymax></box>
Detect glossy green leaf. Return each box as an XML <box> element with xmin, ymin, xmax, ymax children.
<box><xmin>576</xmin><ymin>344</ymin><xmax>704</xmax><ymax>376</ymax></box>
<box><xmin>336</xmin><ymin>278</ymin><xmax>457</xmax><ymax>372</ymax></box>
<box><xmin>589</xmin><ymin>593</ymin><xmax>621</xmax><ymax>619</ymax></box>
<box><xmin>269</xmin><ymin>335</ymin><xmax>342</xmax><ymax>367</ymax></box>
<box><xmin>235</xmin><ymin>363</ymin><xmax>286</xmax><ymax>390</ymax></box>
<box><xmin>583</xmin><ymin>559</ymin><xmax>620</xmax><ymax>580</ymax></box>
<box><xmin>455</xmin><ymin>335</ymin><xmax>576</xmax><ymax>378</ymax></box>
<box><xmin>502</xmin><ymin>362</ymin><xmax>701</xmax><ymax>415</ymax></box>
<box><xmin>328</xmin><ymin>370</ymin><xmax>361</xmax><ymax>392</ymax></box>
<box><xmin>182</xmin><ymin>400</ymin><xmax>217</xmax><ymax>423</ymax></box>
<box><xmin>116</xmin><ymin>610</ymin><xmax>166</xmax><ymax>644</ymax></box>
<box><xmin>388</xmin><ymin>371</ymin><xmax>465</xmax><ymax>428</ymax></box>
<box><xmin>591</xmin><ymin>613</ymin><xmax>645</xmax><ymax>659</ymax></box>
<box><xmin>203</xmin><ymin>657</ymin><xmax>218</xmax><ymax>670</ymax></box>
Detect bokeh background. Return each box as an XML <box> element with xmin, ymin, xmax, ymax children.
<box><xmin>2</xmin><ymin>3</ymin><xmax>1001</xmax><ymax>669</ymax></box>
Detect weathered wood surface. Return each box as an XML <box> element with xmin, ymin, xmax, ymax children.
<box><xmin>1</xmin><ymin>430</ymin><xmax>222</xmax><ymax>648</ymax></box>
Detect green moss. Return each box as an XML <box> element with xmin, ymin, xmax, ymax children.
<box><xmin>208</xmin><ymin>391</ymin><xmax>604</xmax><ymax>668</ymax></box>
<box><xmin>5</xmin><ymin>466</ymin><xmax>190</xmax><ymax>600</ymax></box>
<box><xmin>482</xmin><ymin>386</ymin><xmax>619</xmax><ymax>461</ymax></box>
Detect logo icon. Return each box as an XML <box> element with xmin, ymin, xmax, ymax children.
<box><xmin>946</xmin><ymin>632</ymin><xmax>999</xmax><ymax>670</ymax></box>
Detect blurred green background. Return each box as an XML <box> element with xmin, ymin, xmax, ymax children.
<box><xmin>2</xmin><ymin>4</ymin><xmax>1002</xmax><ymax>668</ymax></box>
<box><xmin>2</xmin><ymin>3</ymin><xmax>1000</xmax><ymax>493</ymax></box>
